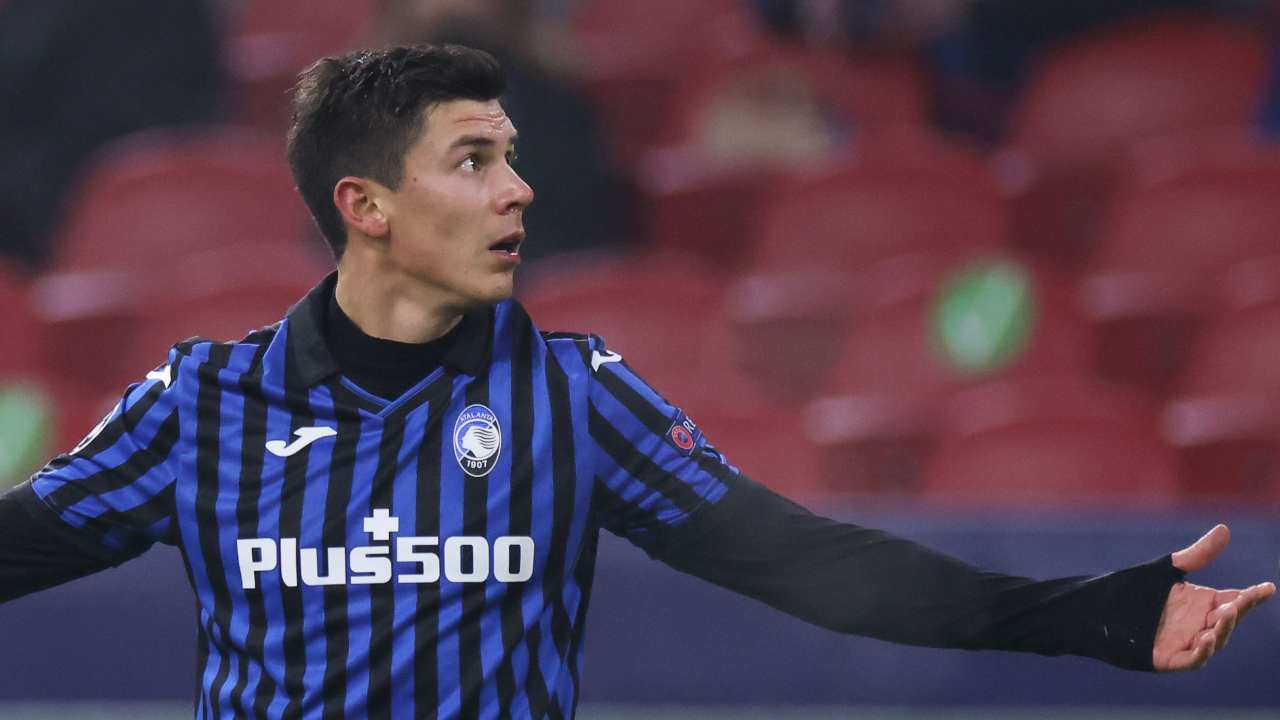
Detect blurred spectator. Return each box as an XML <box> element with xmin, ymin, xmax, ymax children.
<box><xmin>751</xmin><ymin>0</ymin><xmax>1261</xmax><ymax>142</ymax></box>
<box><xmin>0</xmin><ymin>0</ymin><xmax>227</xmax><ymax>270</ymax></box>
<box><xmin>688</xmin><ymin>59</ymin><xmax>849</xmax><ymax>170</ymax></box>
<box><xmin>373</xmin><ymin>0</ymin><xmax>637</xmax><ymax>266</ymax></box>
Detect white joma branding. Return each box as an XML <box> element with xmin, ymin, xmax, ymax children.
<box><xmin>236</xmin><ymin>510</ymin><xmax>534</xmax><ymax>589</ymax></box>
<box><xmin>265</xmin><ymin>426</ymin><xmax>337</xmax><ymax>457</ymax></box>
<box><xmin>146</xmin><ymin>364</ymin><xmax>172</xmax><ymax>388</ymax></box>
<box><xmin>591</xmin><ymin>350</ymin><xmax>622</xmax><ymax>372</ymax></box>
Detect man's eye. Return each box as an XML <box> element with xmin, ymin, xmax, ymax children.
<box><xmin>506</xmin><ymin>151</ymin><xmax>518</xmax><ymax>166</ymax></box>
<box><xmin>460</xmin><ymin>155</ymin><xmax>480</xmax><ymax>171</ymax></box>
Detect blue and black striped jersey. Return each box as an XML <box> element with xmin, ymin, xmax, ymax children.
<box><xmin>16</xmin><ymin>275</ymin><xmax>1190</xmax><ymax>718</ymax></box>
<box><xmin>27</xmin><ymin>273</ymin><xmax>737</xmax><ymax>719</ymax></box>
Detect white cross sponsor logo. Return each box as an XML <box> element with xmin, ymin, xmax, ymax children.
<box><xmin>265</xmin><ymin>426</ymin><xmax>337</xmax><ymax>457</ymax></box>
<box><xmin>591</xmin><ymin>349</ymin><xmax>623</xmax><ymax>372</ymax></box>
<box><xmin>236</xmin><ymin>509</ymin><xmax>535</xmax><ymax>589</ymax></box>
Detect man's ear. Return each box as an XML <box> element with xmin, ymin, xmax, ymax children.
<box><xmin>334</xmin><ymin>176</ymin><xmax>390</xmax><ymax>239</ymax></box>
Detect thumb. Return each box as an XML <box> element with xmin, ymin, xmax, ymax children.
<box><xmin>1171</xmin><ymin>524</ymin><xmax>1230</xmax><ymax>573</ymax></box>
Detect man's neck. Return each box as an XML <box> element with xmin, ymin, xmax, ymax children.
<box><xmin>333</xmin><ymin>258</ymin><xmax>464</xmax><ymax>345</ymax></box>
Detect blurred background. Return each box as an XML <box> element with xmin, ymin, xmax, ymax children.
<box><xmin>1</xmin><ymin>0</ymin><xmax>1279</xmax><ymax>717</ymax></box>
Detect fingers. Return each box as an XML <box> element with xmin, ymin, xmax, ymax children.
<box><xmin>1156</xmin><ymin>581</ymin><xmax>1275</xmax><ymax>672</ymax></box>
<box><xmin>1211</xmin><ymin>605</ymin><xmax>1238</xmax><ymax>653</ymax></box>
<box><xmin>1164</xmin><ymin>634</ymin><xmax>1213</xmax><ymax>672</ymax></box>
<box><xmin>1171</xmin><ymin>524</ymin><xmax>1230</xmax><ymax>573</ymax></box>
<box><xmin>1234</xmin><ymin>582</ymin><xmax>1277</xmax><ymax>621</ymax></box>
<box><xmin>1201</xmin><ymin>583</ymin><xmax>1274</xmax><ymax>656</ymax></box>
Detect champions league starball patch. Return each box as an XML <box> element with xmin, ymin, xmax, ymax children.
<box><xmin>664</xmin><ymin>410</ymin><xmax>702</xmax><ymax>455</ymax></box>
<box><xmin>453</xmin><ymin>404</ymin><xmax>502</xmax><ymax>477</ymax></box>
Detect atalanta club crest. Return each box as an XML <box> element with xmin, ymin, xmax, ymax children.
<box><xmin>454</xmin><ymin>404</ymin><xmax>502</xmax><ymax>477</ymax></box>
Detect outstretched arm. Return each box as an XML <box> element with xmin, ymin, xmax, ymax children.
<box><xmin>651</xmin><ymin>474</ymin><xmax>1271</xmax><ymax>672</ymax></box>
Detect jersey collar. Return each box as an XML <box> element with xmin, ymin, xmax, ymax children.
<box><xmin>282</xmin><ymin>271</ymin><xmax>492</xmax><ymax>389</ymax></box>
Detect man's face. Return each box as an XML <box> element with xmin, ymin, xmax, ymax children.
<box><xmin>377</xmin><ymin>98</ymin><xmax>532</xmax><ymax>310</ymax></box>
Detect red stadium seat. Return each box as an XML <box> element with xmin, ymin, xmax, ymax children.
<box><xmin>569</xmin><ymin>0</ymin><xmax>761</xmax><ymax>164</ymax></box>
<box><xmin>1002</xmin><ymin>14</ymin><xmax>1268</xmax><ymax>270</ymax></box>
<box><xmin>694</xmin><ymin>404</ymin><xmax>827</xmax><ymax>502</ymax></box>
<box><xmin>656</xmin><ymin>44</ymin><xmax>925</xmax><ymax>150</ymax></box>
<box><xmin>1177</xmin><ymin>299</ymin><xmax>1280</xmax><ymax>399</ymax></box>
<box><xmin>1162</xmin><ymin>394</ymin><xmax>1280</xmax><ymax>506</ymax></box>
<box><xmin>0</xmin><ymin>262</ymin><xmax>40</xmax><ymax>379</ymax></box>
<box><xmin>517</xmin><ymin>251</ymin><xmax>728</xmax><ymax>404</ymax></box>
<box><xmin>637</xmin><ymin>53</ymin><xmax>925</xmax><ymax>268</ymax></box>
<box><xmin>639</xmin><ymin>151</ymin><xmax>783</xmax><ymax>272</ymax></box>
<box><xmin>726</xmin><ymin>251</ymin><xmax>985</xmax><ymax>405</ymax></box>
<box><xmin>806</xmin><ymin>260</ymin><xmax>1096</xmax><ymax>495</ymax></box>
<box><xmin>919</xmin><ymin>421</ymin><xmax>1180</xmax><ymax>510</ymax></box>
<box><xmin>746</xmin><ymin>127</ymin><xmax>1008</xmax><ymax>275</ymax></box>
<box><xmin>34</xmin><ymin>243</ymin><xmax>328</xmax><ymax>410</ymax></box>
<box><xmin>51</xmin><ymin>128</ymin><xmax>312</xmax><ymax>271</ymax></box>
<box><xmin>942</xmin><ymin>375</ymin><xmax>1158</xmax><ymax>439</ymax></box>
<box><xmin>919</xmin><ymin>375</ymin><xmax>1177</xmax><ymax>508</ymax></box>
<box><xmin>1081</xmin><ymin>130</ymin><xmax>1280</xmax><ymax>396</ymax></box>
<box><xmin>718</xmin><ymin>131</ymin><xmax>1003</xmax><ymax>405</ymax></box>
<box><xmin>228</xmin><ymin>0</ymin><xmax>377</xmax><ymax>130</ymax></box>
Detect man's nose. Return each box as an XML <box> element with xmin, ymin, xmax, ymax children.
<box><xmin>498</xmin><ymin>166</ymin><xmax>534</xmax><ymax>214</ymax></box>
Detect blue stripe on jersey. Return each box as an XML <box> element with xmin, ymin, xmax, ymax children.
<box><xmin>524</xmin><ymin>355</ymin><xmax>562</xmax><ymax>715</ymax></box>
<box><xmin>435</xmin><ymin>372</ymin><xmax>470</xmax><ymax>719</ymax></box>
<box><xmin>300</xmin><ymin>384</ymin><xmax>337</xmax><ymax>718</ymax></box>
<box><xmin>250</xmin><ymin>381</ymin><xmax>293</xmax><ymax>716</ymax></box>
<box><xmin>339</xmin><ymin>409</ymin><xmax>377</xmax><ymax>717</ymax></box>
<box><xmin>215</xmin><ymin>359</ymin><xmax>250</xmax><ymax>715</ymax></box>
<box><xmin>479</xmin><ymin>313</ymin><xmax>515</xmax><ymax>719</ymax></box>
<box><xmin>390</xmin><ymin>399</ymin><xmax>430</xmax><ymax>716</ymax></box>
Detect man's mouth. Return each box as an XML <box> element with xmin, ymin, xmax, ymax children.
<box><xmin>490</xmin><ymin>231</ymin><xmax>524</xmax><ymax>256</ymax></box>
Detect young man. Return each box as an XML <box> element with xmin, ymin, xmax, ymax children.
<box><xmin>1</xmin><ymin>44</ymin><xmax>1273</xmax><ymax>720</ymax></box>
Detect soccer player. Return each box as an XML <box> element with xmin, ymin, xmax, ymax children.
<box><xmin>1</xmin><ymin>44</ymin><xmax>1274</xmax><ymax>720</ymax></box>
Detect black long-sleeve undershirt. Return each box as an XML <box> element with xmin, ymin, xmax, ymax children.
<box><xmin>652</xmin><ymin>473</ymin><xmax>1184</xmax><ymax>671</ymax></box>
<box><xmin>0</xmin><ymin>481</ymin><xmax>141</xmax><ymax>603</ymax></box>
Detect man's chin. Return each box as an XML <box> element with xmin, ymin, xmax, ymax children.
<box><xmin>467</xmin><ymin>277</ymin><xmax>516</xmax><ymax>307</ymax></box>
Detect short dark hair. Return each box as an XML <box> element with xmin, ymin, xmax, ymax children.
<box><xmin>286</xmin><ymin>44</ymin><xmax>506</xmax><ymax>259</ymax></box>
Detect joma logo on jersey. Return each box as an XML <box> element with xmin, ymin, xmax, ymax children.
<box><xmin>235</xmin><ymin>510</ymin><xmax>534</xmax><ymax>589</ymax></box>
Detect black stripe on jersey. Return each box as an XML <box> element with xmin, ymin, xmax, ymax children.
<box><xmin>195</xmin><ymin>344</ymin><xmax>236</xmax><ymax>719</ymax></box>
<box><xmin>590</xmin><ymin>480</ymin><xmax>669</xmax><ymax>542</ymax></box>
<box><xmin>414</xmin><ymin>378</ymin><xmax>452</xmax><ymax>716</ymax></box>
<box><xmin>365</xmin><ymin>409</ymin><xmax>405</xmax><ymax>720</ymax></box>
<box><xmin>43</xmin><ymin>406</ymin><xmax>180</xmax><ymax>513</ymax></box>
<box><xmin>320</xmin><ymin>401</ymin><xmax>363</xmax><ymax>720</ymax></box>
<box><xmin>458</xmin><ymin>376</ymin><xmax>491</xmax><ymax>720</ymax></box>
<box><xmin>588</xmin><ymin>404</ymin><xmax>705</xmax><ymax>514</ymax></box>
<box><xmin>90</xmin><ymin>483</ymin><xmax>176</xmax><ymax>538</ymax></box>
<box><xmin>539</xmin><ymin>349</ymin><xmax>579</xmax><ymax>720</ymax></box>
<box><xmin>222</xmin><ymin>345</ymin><xmax>276</xmax><ymax>718</ymax></box>
<box><xmin>48</xmin><ymin>352</ymin><xmax>179</xmax><ymax>468</ymax></box>
<box><xmin>589</xmin><ymin>357</ymin><xmax>738</xmax><ymax>488</ymax></box>
<box><xmin>496</xmin><ymin>315</ymin><xmax>547</xmax><ymax>717</ymax></box>
<box><xmin>566</xmin><ymin>528</ymin><xmax>600</xmax><ymax>718</ymax></box>
<box><xmin>185</xmin><ymin>555</ymin><xmax>210</xmax><ymax>717</ymax></box>
<box><xmin>276</xmin><ymin>393</ymin><xmax>318</xmax><ymax>718</ymax></box>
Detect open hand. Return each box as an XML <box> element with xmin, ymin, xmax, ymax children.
<box><xmin>1152</xmin><ymin>525</ymin><xmax>1276</xmax><ymax>672</ymax></box>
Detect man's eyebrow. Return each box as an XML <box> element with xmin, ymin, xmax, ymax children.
<box><xmin>448</xmin><ymin>134</ymin><xmax>519</xmax><ymax>151</ymax></box>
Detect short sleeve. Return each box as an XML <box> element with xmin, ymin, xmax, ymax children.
<box><xmin>26</xmin><ymin>349</ymin><xmax>184</xmax><ymax>558</ymax></box>
<box><xmin>583</xmin><ymin>335</ymin><xmax>736</xmax><ymax>552</ymax></box>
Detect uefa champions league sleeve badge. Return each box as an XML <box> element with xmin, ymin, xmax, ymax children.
<box><xmin>454</xmin><ymin>404</ymin><xmax>502</xmax><ymax>477</ymax></box>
